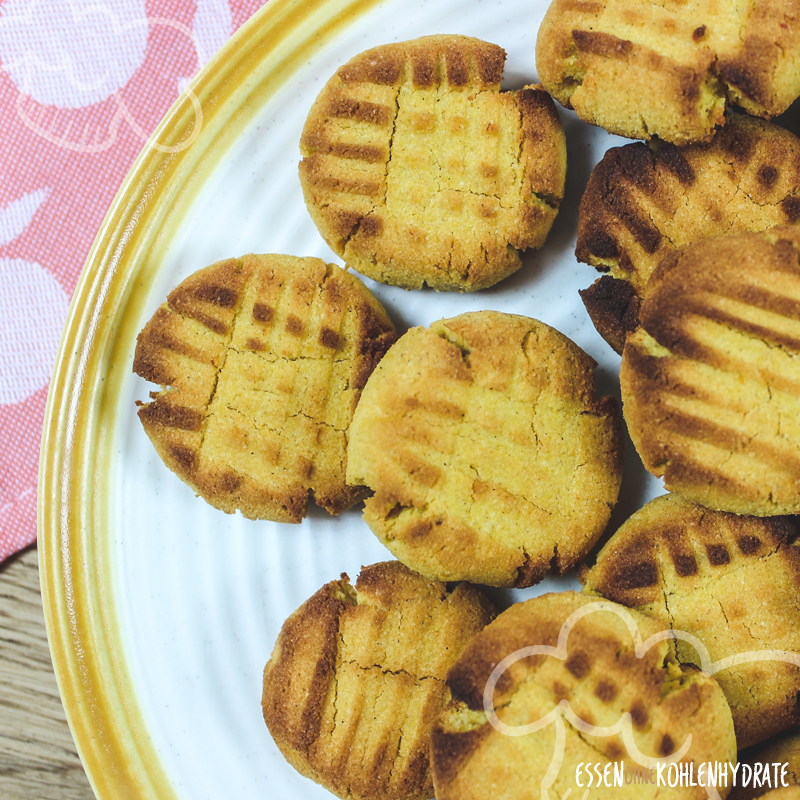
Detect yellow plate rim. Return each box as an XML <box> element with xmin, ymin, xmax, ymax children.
<box><xmin>37</xmin><ymin>1</ymin><xmax>382</xmax><ymax>797</ymax></box>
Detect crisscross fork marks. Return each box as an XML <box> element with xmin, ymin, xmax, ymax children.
<box><xmin>134</xmin><ymin>255</ymin><xmax>395</xmax><ymax>520</ymax></box>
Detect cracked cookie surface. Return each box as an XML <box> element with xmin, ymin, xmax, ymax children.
<box><xmin>536</xmin><ymin>0</ymin><xmax>800</xmax><ymax>145</ymax></box>
<box><xmin>261</xmin><ymin>561</ymin><xmax>495</xmax><ymax>800</ymax></box>
<box><xmin>620</xmin><ymin>226</ymin><xmax>800</xmax><ymax>515</ymax></box>
<box><xmin>299</xmin><ymin>35</ymin><xmax>566</xmax><ymax>291</ymax></box>
<box><xmin>431</xmin><ymin>591</ymin><xmax>736</xmax><ymax>800</ymax></box>
<box><xmin>346</xmin><ymin>311</ymin><xmax>623</xmax><ymax>588</ymax></box>
<box><xmin>582</xmin><ymin>494</ymin><xmax>800</xmax><ymax>749</ymax></box>
<box><xmin>133</xmin><ymin>253</ymin><xmax>396</xmax><ymax>522</ymax></box>
<box><xmin>577</xmin><ymin>115</ymin><xmax>800</xmax><ymax>353</ymax></box>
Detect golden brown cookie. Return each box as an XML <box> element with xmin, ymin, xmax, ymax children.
<box><xmin>577</xmin><ymin>115</ymin><xmax>800</xmax><ymax>353</ymax></box>
<box><xmin>536</xmin><ymin>0</ymin><xmax>800</xmax><ymax>145</ymax></box>
<box><xmin>582</xmin><ymin>494</ymin><xmax>800</xmax><ymax>749</ymax></box>
<box><xmin>299</xmin><ymin>35</ymin><xmax>566</xmax><ymax>291</ymax></box>
<box><xmin>261</xmin><ymin>561</ymin><xmax>495</xmax><ymax>800</ymax></box>
<box><xmin>620</xmin><ymin>226</ymin><xmax>800</xmax><ymax>515</ymax></box>
<box><xmin>346</xmin><ymin>311</ymin><xmax>623</xmax><ymax>588</ymax></box>
<box><xmin>431</xmin><ymin>591</ymin><xmax>736</xmax><ymax>800</ymax></box>
<box><xmin>730</xmin><ymin>728</ymin><xmax>800</xmax><ymax>800</ymax></box>
<box><xmin>753</xmin><ymin>790</ymin><xmax>800</xmax><ymax>800</ymax></box>
<box><xmin>133</xmin><ymin>254</ymin><xmax>395</xmax><ymax>522</ymax></box>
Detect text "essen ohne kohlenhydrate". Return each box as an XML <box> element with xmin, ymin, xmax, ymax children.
<box><xmin>576</xmin><ymin>761</ymin><xmax>791</xmax><ymax>790</ymax></box>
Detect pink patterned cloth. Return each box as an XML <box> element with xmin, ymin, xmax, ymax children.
<box><xmin>0</xmin><ymin>0</ymin><xmax>267</xmax><ymax>562</ymax></box>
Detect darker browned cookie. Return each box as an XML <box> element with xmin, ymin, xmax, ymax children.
<box><xmin>577</xmin><ymin>115</ymin><xmax>800</xmax><ymax>353</ymax></box>
<box><xmin>262</xmin><ymin>561</ymin><xmax>495</xmax><ymax>800</ymax></box>
<box><xmin>537</xmin><ymin>0</ymin><xmax>800</xmax><ymax>144</ymax></box>
<box><xmin>752</xmin><ymin>790</ymin><xmax>800</xmax><ymax>800</ymax></box>
<box><xmin>582</xmin><ymin>494</ymin><xmax>800</xmax><ymax>749</ymax></box>
<box><xmin>620</xmin><ymin>226</ymin><xmax>800</xmax><ymax>515</ymax></box>
<box><xmin>133</xmin><ymin>254</ymin><xmax>395</xmax><ymax>522</ymax></box>
<box><xmin>729</xmin><ymin>728</ymin><xmax>800</xmax><ymax>800</ymax></box>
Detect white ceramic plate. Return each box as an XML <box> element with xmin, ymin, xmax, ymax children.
<box><xmin>39</xmin><ymin>0</ymin><xmax>661</xmax><ymax>798</ymax></box>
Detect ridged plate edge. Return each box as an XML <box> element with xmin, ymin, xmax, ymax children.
<box><xmin>37</xmin><ymin>1</ymin><xmax>383</xmax><ymax>797</ymax></box>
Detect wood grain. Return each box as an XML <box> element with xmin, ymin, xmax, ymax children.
<box><xmin>0</xmin><ymin>546</ymin><xmax>95</xmax><ymax>800</ymax></box>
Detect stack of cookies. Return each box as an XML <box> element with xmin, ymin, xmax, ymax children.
<box><xmin>576</xmin><ymin>115</ymin><xmax>800</xmax><ymax>353</ymax></box>
<box><xmin>536</xmin><ymin>2</ymin><xmax>800</xmax><ymax>799</ymax></box>
<box><xmin>131</xmin><ymin>7</ymin><xmax>800</xmax><ymax>799</ymax></box>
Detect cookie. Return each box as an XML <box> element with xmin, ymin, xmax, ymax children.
<box><xmin>577</xmin><ymin>115</ymin><xmax>800</xmax><ymax>353</ymax></box>
<box><xmin>346</xmin><ymin>311</ymin><xmax>623</xmax><ymax>588</ymax></box>
<box><xmin>753</xmin><ymin>790</ymin><xmax>800</xmax><ymax>800</ymax></box>
<box><xmin>536</xmin><ymin>0</ymin><xmax>800</xmax><ymax>145</ymax></box>
<box><xmin>730</xmin><ymin>728</ymin><xmax>800</xmax><ymax>800</ymax></box>
<box><xmin>299</xmin><ymin>35</ymin><xmax>566</xmax><ymax>291</ymax></box>
<box><xmin>620</xmin><ymin>226</ymin><xmax>800</xmax><ymax>515</ymax></box>
<box><xmin>261</xmin><ymin>561</ymin><xmax>495</xmax><ymax>800</ymax></box>
<box><xmin>431</xmin><ymin>591</ymin><xmax>736</xmax><ymax>800</ymax></box>
<box><xmin>133</xmin><ymin>254</ymin><xmax>396</xmax><ymax>522</ymax></box>
<box><xmin>582</xmin><ymin>494</ymin><xmax>800</xmax><ymax>749</ymax></box>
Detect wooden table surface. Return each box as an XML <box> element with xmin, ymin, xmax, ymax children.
<box><xmin>0</xmin><ymin>545</ymin><xmax>95</xmax><ymax>800</ymax></box>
